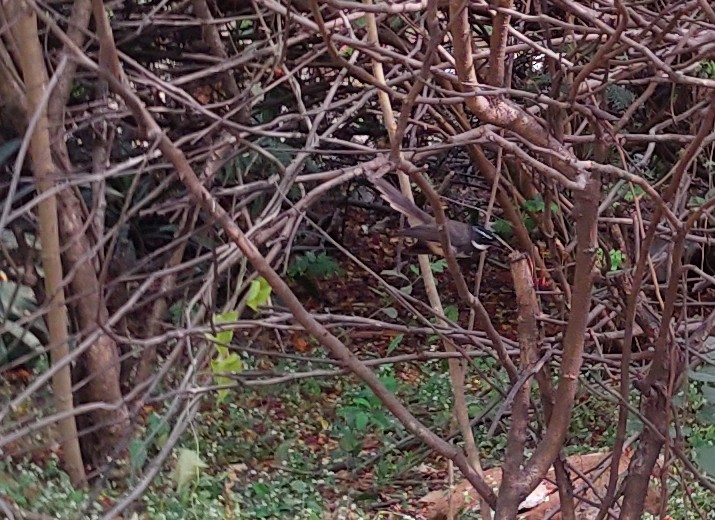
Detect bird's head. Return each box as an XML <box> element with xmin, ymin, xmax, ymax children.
<box><xmin>470</xmin><ymin>225</ymin><xmax>512</xmax><ymax>252</ymax></box>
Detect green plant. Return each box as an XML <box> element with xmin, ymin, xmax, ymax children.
<box><xmin>0</xmin><ymin>456</ymin><xmax>103</xmax><ymax>519</ymax></box>
<box><xmin>142</xmin><ymin>472</ymin><xmax>240</xmax><ymax>519</ymax></box>
<box><xmin>386</xmin><ymin>333</ymin><xmax>404</xmax><ymax>355</ymax></box>
<box><xmin>686</xmin><ymin>360</ymin><xmax>715</xmax><ymax>478</ymax></box>
<box><xmin>174</xmin><ymin>449</ymin><xmax>208</xmax><ymax>493</ymax></box>
<box><xmin>411</xmin><ymin>362</ymin><xmax>453</xmax><ymax>417</ymax></box>
<box><xmin>231</xmin><ymin>469</ymin><xmax>324</xmax><ymax>519</ymax></box>
<box><xmin>335</xmin><ymin>369</ymin><xmax>402</xmax><ymax>454</ymax></box>
<box><xmin>234</xmin><ymin>17</ymin><xmax>254</xmax><ymax>37</ymax></box>
<box><xmin>596</xmin><ymin>248</ymin><xmax>626</xmax><ymax>271</ymax></box>
<box><xmin>687</xmin><ymin>188</ymin><xmax>715</xmax><ymax>211</ymax></box>
<box><xmin>522</xmin><ymin>195</ymin><xmax>559</xmax><ymax>214</ymax></box>
<box><xmin>443</xmin><ymin>304</ymin><xmax>458</xmax><ymax>322</ymax></box>
<box><xmin>492</xmin><ymin>218</ymin><xmax>513</xmax><ymax>236</ymax></box>
<box><xmin>205</xmin><ymin>311</ymin><xmax>242</xmax><ymax>403</ymax></box>
<box><xmin>0</xmin><ymin>139</ymin><xmax>20</xmax><ymax>168</ymax></box>
<box><xmin>698</xmin><ymin>59</ymin><xmax>715</xmax><ymax>79</ymax></box>
<box><xmin>246</xmin><ymin>277</ymin><xmax>272</xmax><ymax>311</ymax></box>
<box><xmin>409</xmin><ymin>257</ymin><xmax>447</xmax><ymax>276</ymax></box>
<box><xmin>521</xmin><ymin>195</ymin><xmax>560</xmax><ymax>231</ymax></box>
<box><xmin>623</xmin><ymin>184</ymin><xmax>647</xmax><ymax>202</ymax></box>
<box><xmin>525</xmin><ymin>72</ymin><xmax>552</xmax><ymax>93</ymax></box>
<box><xmin>606</xmin><ymin>84</ymin><xmax>636</xmax><ymax>112</ymax></box>
<box><xmin>373</xmin><ymin>450</ymin><xmax>423</xmax><ymax>486</ymax></box>
<box><xmin>128</xmin><ymin>411</ymin><xmax>171</xmax><ymax>476</ymax></box>
<box><xmin>288</xmin><ymin>251</ymin><xmax>340</xmax><ymax>280</ymax></box>
<box><xmin>0</xmin><ymin>279</ymin><xmax>48</xmax><ymax>367</ymax></box>
<box><xmin>380</xmin><ymin>268</ymin><xmax>413</xmax><ymax>295</ymax></box>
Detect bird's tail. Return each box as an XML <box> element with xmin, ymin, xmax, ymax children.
<box><xmin>371</xmin><ymin>177</ymin><xmax>433</xmax><ymax>225</ymax></box>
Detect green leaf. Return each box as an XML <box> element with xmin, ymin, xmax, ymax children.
<box><xmin>208</xmin><ymin>314</ymin><xmax>243</xmax><ymax>403</ymax></box>
<box><xmin>216</xmin><ymin>384</ymin><xmax>231</xmax><ymax>404</ymax></box>
<box><xmin>382</xmin><ymin>307</ymin><xmax>398</xmax><ymax>319</ymax></box>
<box><xmin>701</xmin><ymin>384</ymin><xmax>715</xmax><ymax>403</ymax></box>
<box><xmin>274</xmin><ymin>439</ymin><xmax>292</xmax><ymax>463</ymax></box>
<box><xmin>354</xmin><ymin>411</ymin><xmax>369</xmax><ymax>431</ymax></box>
<box><xmin>699</xmin><ymin>60</ymin><xmax>715</xmax><ymax>79</ymax></box>
<box><xmin>290</xmin><ymin>480</ymin><xmax>308</xmax><ymax>493</ymax></box>
<box><xmin>606</xmin><ymin>84</ymin><xmax>636</xmax><ymax>111</ymax></box>
<box><xmin>399</xmin><ymin>284</ymin><xmax>413</xmax><ymax>295</ymax></box>
<box><xmin>624</xmin><ymin>185</ymin><xmax>646</xmax><ymax>202</ymax></box>
<box><xmin>696</xmin><ymin>403</ymin><xmax>715</xmax><ymax>423</ymax></box>
<box><xmin>379</xmin><ymin>374</ymin><xmax>399</xmax><ymax>394</ymax></box>
<box><xmin>695</xmin><ymin>444</ymin><xmax>715</xmax><ymax>477</ymax></box>
<box><xmin>174</xmin><ymin>449</ymin><xmax>208</xmax><ymax>492</ymax></box>
<box><xmin>430</xmin><ymin>259</ymin><xmax>448</xmax><ymax>273</ymax></box>
<box><xmin>205</xmin><ymin>311</ymin><xmax>238</xmax><ymax>348</ymax></box>
<box><xmin>387</xmin><ymin>334</ymin><xmax>404</xmax><ymax>355</ymax></box>
<box><xmin>211</xmin><ymin>352</ymin><xmax>243</xmax><ymax>375</ymax></box>
<box><xmin>626</xmin><ymin>414</ymin><xmax>643</xmax><ymax>434</ymax></box>
<box><xmin>523</xmin><ymin>215</ymin><xmax>537</xmax><ymax>231</ymax></box>
<box><xmin>609</xmin><ymin>250</ymin><xmax>626</xmax><ymax>271</ymax></box>
<box><xmin>353</xmin><ymin>397</ymin><xmax>372</xmax><ymax>408</ymax></box>
<box><xmin>247</xmin><ymin>278</ymin><xmax>272</xmax><ymax>311</ymax></box>
<box><xmin>339</xmin><ymin>429</ymin><xmax>360</xmax><ymax>453</ymax></box>
<box><xmin>372</xmin><ymin>411</ymin><xmax>393</xmax><ymax>430</ymax></box>
<box><xmin>246</xmin><ymin>281</ymin><xmax>261</xmax><ymax>306</ymax></box>
<box><xmin>492</xmin><ymin>219</ymin><xmax>512</xmax><ymax>236</ymax></box>
<box><xmin>688</xmin><ymin>195</ymin><xmax>707</xmax><ymax>209</ymax></box>
<box><xmin>128</xmin><ymin>439</ymin><xmax>147</xmax><ymax>472</ymax></box>
<box><xmin>288</xmin><ymin>252</ymin><xmax>340</xmax><ymax>279</ymax></box>
<box><xmin>689</xmin><ymin>369</ymin><xmax>715</xmax><ymax>384</ymax></box>
<box><xmin>146</xmin><ymin>412</ymin><xmax>170</xmax><ymax>450</ymax></box>
<box><xmin>252</xmin><ymin>481</ymin><xmax>270</xmax><ymax>497</ymax></box>
<box><xmin>211</xmin><ymin>352</ymin><xmax>242</xmax><ymax>403</ymax></box>
<box><xmin>0</xmin><ymin>280</ymin><xmax>41</xmax><ymax>316</ymax></box>
<box><xmin>169</xmin><ymin>301</ymin><xmax>184</xmax><ymax>325</ymax></box>
<box><xmin>2</xmin><ymin>322</ymin><xmax>43</xmax><ymax>350</ymax></box>
<box><xmin>0</xmin><ymin>139</ymin><xmax>20</xmax><ymax>168</ymax></box>
<box><xmin>388</xmin><ymin>16</ymin><xmax>404</xmax><ymax>30</ymax></box>
<box><xmin>0</xmin><ymin>280</ymin><xmax>47</xmax><ymax>364</ymax></box>
<box><xmin>523</xmin><ymin>196</ymin><xmax>545</xmax><ymax>213</ymax></box>
<box><xmin>444</xmin><ymin>305</ymin><xmax>459</xmax><ymax>322</ymax></box>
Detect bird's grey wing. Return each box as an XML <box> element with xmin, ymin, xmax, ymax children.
<box><xmin>399</xmin><ymin>224</ymin><xmax>442</xmax><ymax>242</ymax></box>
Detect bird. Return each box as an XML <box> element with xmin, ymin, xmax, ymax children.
<box><xmin>370</xmin><ymin>176</ymin><xmax>511</xmax><ymax>258</ymax></box>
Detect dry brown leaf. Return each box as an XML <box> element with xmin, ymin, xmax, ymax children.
<box><xmin>419</xmin><ymin>451</ymin><xmax>661</xmax><ymax>520</ymax></box>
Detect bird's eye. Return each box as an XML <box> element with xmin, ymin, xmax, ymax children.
<box><xmin>473</xmin><ymin>227</ymin><xmax>496</xmax><ymax>240</ymax></box>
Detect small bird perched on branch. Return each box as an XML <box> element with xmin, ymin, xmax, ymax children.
<box><xmin>371</xmin><ymin>177</ymin><xmax>511</xmax><ymax>258</ymax></box>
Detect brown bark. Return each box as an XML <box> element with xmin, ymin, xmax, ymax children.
<box><xmin>8</xmin><ymin>0</ymin><xmax>86</xmax><ymax>486</ymax></box>
<box><xmin>496</xmin><ymin>253</ymin><xmax>541</xmax><ymax>517</ymax></box>
<box><xmin>7</xmin><ymin>0</ymin><xmax>132</xmax><ymax>466</ymax></box>
<box><xmin>56</xmin><ymin>189</ymin><xmax>131</xmax><ymax>465</ymax></box>
<box><xmin>495</xmin><ymin>174</ymin><xmax>601</xmax><ymax>520</ymax></box>
<box><xmin>46</xmin><ymin>0</ymin><xmax>92</xmax><ymax>133</ymax></box>
<box><xmin>487</xmin><ymin>0</ymin><xmax>514</xmax><ymax>87</ymax></box>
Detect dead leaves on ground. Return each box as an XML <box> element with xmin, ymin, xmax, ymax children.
<box><xmin>419</xmin><ymin>451</ymin><xmax>661</xmax><ymax>519</ymax></box>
